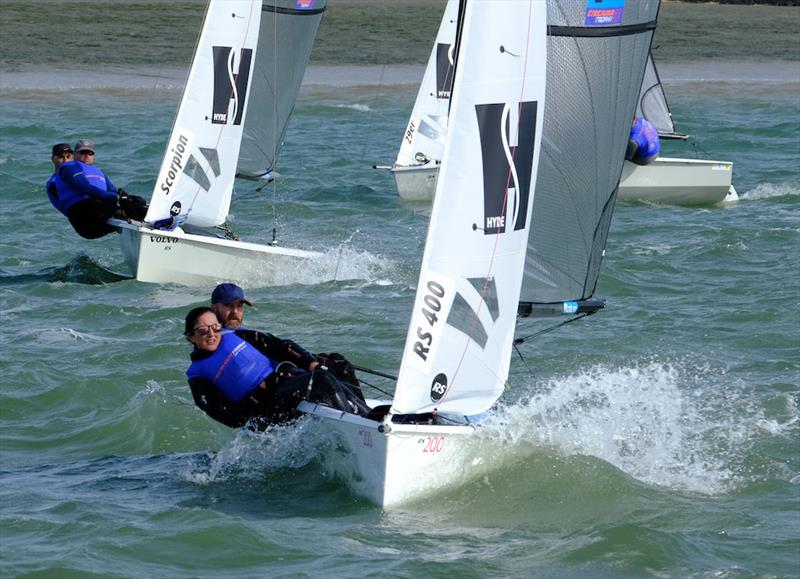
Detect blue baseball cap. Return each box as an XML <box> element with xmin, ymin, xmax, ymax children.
<box><xmin>211</xmin><ymin>283</ymin><xmax>252</xmax><ymax>306</ymax></box>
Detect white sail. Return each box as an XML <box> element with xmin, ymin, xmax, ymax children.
<box><xmin>637</xmin><ymin>51</ymin><xmax>686</xmax><ymax>139</ymax></box>
<box><xmin>145</xmin><ymin>0</ymin><xmax>261</xmax><ymax>228</ymax></box>
<box><xmin>392</xmin><ymin>0</ymin><xmax>547</xmax><ymax>416</ymax></box>
<box><xmin>237</xmin><ymin>1</ymin><xmax>327</xmax><ymax>179</ymax></box>
<box><xmin>394</xmin><ymin>0</ymin><xmax>458</xmax><ymax>169</ymax></box>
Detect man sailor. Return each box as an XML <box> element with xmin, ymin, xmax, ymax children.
<box><xmin>209</xmin><ymin>283</ymin><xmax>364</xmax><ymax>389</ymax></box>
<box><xmin>74</xmin><ymin>139</ymin><xmax>148</xmax><ymax>221</ymax></box>
<box><xmin>46</xmin><ymin>142</ymin><xmax>118</xmax><ymax>239</ymax></box>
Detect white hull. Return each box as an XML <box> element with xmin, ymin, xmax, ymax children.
<box><xmin>299</xmin><ymin>402</ymin><xmax>476</xmax><ymax>507</ymax></box>
<box><xmin>618</xmin><ymin>157</ymin><xmax>737</xmax><ymax>205</ymax></box>
<box><xmin>390</xmin><ymin>158</ymin><xmax>737</xmax><ymax>206</ymax></box>
<box><xmin>111</xmin><ymin>219</ymin><xmax>321</xmax><ymax>286</ymax></box>
<box><xmin>391</xmin><ymin>164</ymin><xmax>439</xmax><ymax>202</ymax></box>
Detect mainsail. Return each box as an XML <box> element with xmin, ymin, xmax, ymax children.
<box><xmin>145</xmin><ymin>0</ymin><xmax>326</xmax><ymax>228</ymax></box>
<box><xmin>238</xmin><ymin>0</ymin><xmax>327</xmax><ymax>179</ymax></box>
<box><xmin>392</xmin><ymin>0</ymin><xmax>547</xmax><ymax>416</ymax></box>
<box><xmin>146</xmin><ymin>0</ymin><xmax>261</xmax><ymax>228</ymax></box>
<box><xmin>519</xmin><ymin>0</ymin><xmax>659</xmax><ymax>311</ymax></box>
<box><xmin>393</xmin><ymin>0</ymin><xmax>458</xmax><ymax>170</ymax></box>
<box><xmin>636</xmin><ymin>51</ymin><xmax>688</xmax><ymax>140</ymax></box>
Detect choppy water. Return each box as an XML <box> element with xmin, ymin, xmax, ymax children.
<box><xmin>2</xmin><ymin>6</ymin><xmax>800</xmax><ymax>579</ymax></box>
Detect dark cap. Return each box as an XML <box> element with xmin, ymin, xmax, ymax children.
<box><xmin>74</xmin><ymin>139</ymin><xmax>95</xmax><ymax>154</ymax></box>
<box><xmin>52</xmin><ymin>143</ymin><xmax>73</xmax><ymax>157</ymax></box>
<box><xmin>211</xmin><ymin>283</ymin><xmax>252</xmax><ymax>306</ymax></box>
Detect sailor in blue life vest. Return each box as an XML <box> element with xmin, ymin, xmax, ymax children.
<box><xmin>185</xmin><ymin>306</ymin><xmax>371</xmax><ymax>430</ymax></box>
<box><xmin>626</xmin><ymin>116</ymin><xmax>660</xmax><ymax>165</ymax></box>
<box><xmin>73</xmin><ymin>139</ymin><xmax>148</xmax><ymax>222</ymax></box>
<box><xmin>211</xmin><ymin>282</ymin><xmax>364</xmax><ymax>387</ymax></box>
<box><xmin>45</xmin><ymin>141</ymin><xmax>146</xmax><ymax>240</ymax></box>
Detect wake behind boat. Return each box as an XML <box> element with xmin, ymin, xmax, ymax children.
<box><xmin>304</xmin><ymin>0</ymin><xmax>659</xmax><ymax>507</ymax></box>
<box><xmin>113</xmin><ymin>0</ymin><xmax>327</xmax><ymax>285</ymax></box>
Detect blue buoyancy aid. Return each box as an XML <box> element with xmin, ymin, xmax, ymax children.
<box><xmin>629</xmin><ymin>117</ymin><xmax>660</xmax><ymax>164</ymax></box>
<box><xmin>81</xmin><ymin>163</ymin><xmax>110</xmax><ymax>190</ymax></box>
<box><xmin>187</xmin><ymin>332</ymin><xmax>277</xmax><ymax>402</ymax></box>
<box><xmin>46</xmin><ymin>161</ymin><xmax>88</xmax><ymax>215</ymax></box>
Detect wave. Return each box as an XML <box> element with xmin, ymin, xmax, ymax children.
<box><xmin>486</xmin><ymin>360</ymin><xmax>797</xmax><ymax>496</ymax></box>
<box><xmin>0</xmin><ymin>254</ymin><xmax>130</xmax><ymax>286</ymax></box>
<box><xmin>739</xmin><ymin>182</ymin><xmax>799</xmax><ymax>201</ymax></box>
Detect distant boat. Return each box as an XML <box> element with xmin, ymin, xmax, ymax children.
<box><xmin>617</xmin><ymin>51</ymin><xmax>738</xmax><ymax>205</ymax></box>
<box><xmin>110</xmin><ymin>0</ymin><xmax>327</xmax><ymax>285</ymax></box>
<box><xmin>304</xmin><ymin>0</ymin><xmax>657</xmax><ymax>507</ymax></box>
<box><xmin>373</xmin><ymin>0</ymin><xmax>457</xmax><ymax>201</ymax></box>
<box><xmin>382</xmin><ymin>12</ymin><xmax>734</xmax><ymax>207</ymax></box>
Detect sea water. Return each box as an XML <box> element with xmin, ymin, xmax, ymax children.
<box><xmin>1</xmin><ymin>6</ymin><xmax>799</xmax><ymax>579</ymax></box>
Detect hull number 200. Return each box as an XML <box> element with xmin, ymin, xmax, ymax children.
<box><xmin>422</xmin><ymin>436</ymin><xmax>444</xmax><ymax>453</ymax></box>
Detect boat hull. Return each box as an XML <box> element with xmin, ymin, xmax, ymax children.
<box><xmin>617</xmin><ymin>157</ymin><xmax>737</xmax><ymax>205</ymax></box>
<box><xmin>391</xmin><ymin>164</ymin><xmax>439</xmax><ymax>202</ymax></box>
<box><xmin>111</xmin><ymin>220</ymin><xmax>321</xmax><ymax>285</ymax></box>
<box><xmin>390</xmin><ymin>158</ymin><xmax>737</xmax><ymax>206</ymax></box>
<box><xmin>299</xmin><ymin>401</ymin><xmax>476</xmax><ymax>507</ymax></box>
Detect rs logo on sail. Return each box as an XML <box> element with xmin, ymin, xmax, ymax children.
<box><xmin>476</xmin><ymin>101</ymin><xmax>538</xmax><ymax>235</ymax></box>
<box><xmin>211</xmin><ymin>46</ymin><xmax>253</xmax><ymax>125</ymax></box>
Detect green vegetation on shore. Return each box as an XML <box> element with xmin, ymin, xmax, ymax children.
<box><xmin>0</xmin><ymin>1</ymin><xmax>797</xmax><ymax>71</ymax></box>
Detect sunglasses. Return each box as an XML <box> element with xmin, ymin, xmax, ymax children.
<box><xmin>77</xmin><ymin>150</ymin><xmax>95</xmax><ymax>155</ymax></box>
<box><xmin>194</xmin><ymin>323</ymin><xmax>222</xmax><ymax>336</ymax></box>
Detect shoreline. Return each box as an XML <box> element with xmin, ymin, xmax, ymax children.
<box><xmin>1</xmin><ymin>62</ymin><xmax>797</xmax><ymax>96</ymax></box>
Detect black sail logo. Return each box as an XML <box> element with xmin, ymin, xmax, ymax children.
<box><xmin>436</xmin><ymin>43</ymin><xmax>454</xmax><ymax>99</ymax></box>
<box><xmin>211</xmin><ymin>46</ymin><xmax>253</xmax><ymax>125</ymax></box>
<box><xmin>476</xmin><ymin>101</ymin><xmax>538</xmax><ymax>235</ymax></box>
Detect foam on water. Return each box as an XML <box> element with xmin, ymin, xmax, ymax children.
<box><xmin>241</xmin><ymin>241</ymin><xmax>395</xmax><ymax>288</ymax></box>
<box><xmin>740</xmin><ymin>182</ymin><xmax>799</xmax><ymax>201</ymax></box>
<box><xmin>180</xmin><ymin>420</ymin><xmax>323</xmax><ymax>486</ymax></box>
<box><xmin>483</xmin><ymin>361</ymin><xmax>797</xmax><ymax>495</ymax></box>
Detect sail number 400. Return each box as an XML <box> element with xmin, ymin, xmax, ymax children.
<box><xmin>413</xmin><ymin>281</ymin><xmax>446</xmax><ymax>362</ymax></box>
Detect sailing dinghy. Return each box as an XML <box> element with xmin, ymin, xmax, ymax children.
<box><xmin>110</xmin><ymin>0</ymin><xmax>327</xmax><ymax>285</ymax></box>
<box><xmin>302</xmin><ymin>0</ymin><xmax>659</xmax><ymax>507</ymax></box>
<box><xmin>617</xmin><ymin>51</ymin><xmax>738</xmax><ymax>205</ymax></box>
<box><xmin>373</xmin><ymin>0</ymin><xmax>457</xmax><ymax>201</ymax></box>
<box><xmin>384</xmin><ymin>4</ymin><xmax>727</xmax><ymax>207</ymax></box>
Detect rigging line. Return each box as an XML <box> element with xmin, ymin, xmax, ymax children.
<box><xmin>351</xmin><ymin>364</ymin><xmax>398</xmax><ymax>382</ymax></box>
<box><xmin>513</xmin><ymin>312</ymin><xmax>593</xmax><ymax>345</ymax></box>
<box><xmin>353</xmin><ymin>377</ymin><xmax>394</xmax><ymax>399</ymax></box>
<box><xmin>513</xmin><ymin>341</ymin><xmax>535</xmax><ymax>375</ymax></box>
<box><xmin>359</xmin><ymin>64</ymin><xmax>386</xmax><ymax>162</ymax></box>
<box><xmin>271</xmin><ymin>0</ymin><xmax>280</xmax><ymax>242</ymax></box>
